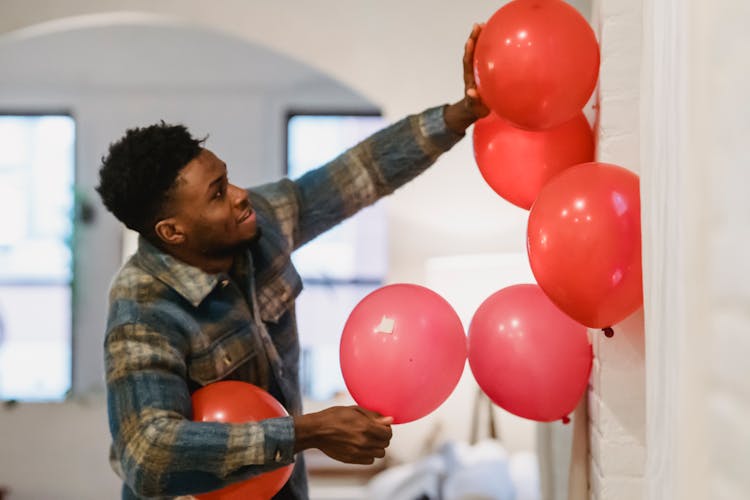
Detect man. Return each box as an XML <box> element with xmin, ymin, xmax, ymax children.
<box><xmin>98</xmin><ymin>24</ymin><xmax>488</xmax><ymax>500</ymax></box>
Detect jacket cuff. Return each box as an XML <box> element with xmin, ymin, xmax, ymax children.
<box><xmin>419</xmin><ymin>104</ymin><xmax>466</xmax><ymax>151</ymax></box>
<box><xmin>261</xmin><ymin>416</ymin><xmax>296</xmax><ymax>466</ymax></box>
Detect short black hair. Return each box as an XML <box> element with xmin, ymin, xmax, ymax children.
<box><xmin>96</xmin><ymin>122</ymin><xmax>205</xmax><ymax>237</ymax></box>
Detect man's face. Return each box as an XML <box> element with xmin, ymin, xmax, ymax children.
<box><xmin>165</xmin><ymin>149</ymin><xmax>258</xmax><ymax>258</ymax></box>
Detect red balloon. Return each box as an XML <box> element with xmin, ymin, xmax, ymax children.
<box><xmin>192</xmin><ymin>381</ymin><xmax>293</xmax><ymax>500</ymax></box>
<box><xmin>473</xmin><ymin>112</ymin><xmax>594</xmax><ymax>209</ymax></box>
<box><xmin>473</xmin><ymin>0</ymin><xmax>600</xmax><ymax>130</ymax></box>
<box><xmin>527</xmin><ymin>162</ymin><xmax>642</xmax><ymax>328</ymax></box>
<box><xmin>468</xmin><ymin>284</ymin><xmax>592</xmax><ymax>422</ymax></box>
<box><xmin>340</xmin><ymin>284</ymin><xmax>467</xmax><ymax>424</ymax></box>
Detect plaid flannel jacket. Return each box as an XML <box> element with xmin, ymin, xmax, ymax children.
<box><xmin>105</xmin><ymin>105</ymin><xmax>464</xmax><ymax>499</ymax></box>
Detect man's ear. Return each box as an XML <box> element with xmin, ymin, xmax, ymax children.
<box><xmin>154</xmin><ymin>218</ymin><xmax>186</xmax><ymax>246</ymax></box>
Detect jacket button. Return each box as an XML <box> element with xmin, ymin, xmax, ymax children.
<box><xmin>221</xmin><ymin>279</ymin><xmax>230</xmax><ymax>288</ymax></box>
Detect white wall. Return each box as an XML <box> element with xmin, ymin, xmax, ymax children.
<box><xmin>589</xmin><ymin>1</ymin><xmax>646</xmax><ymax>499</ymax></box>
<box><xmin>642</xmin><ymin>1</ymin><xmax>750</xmax><ymax>499</ymax></box>
<box><xmin>694</xmin><ymin>2</ymin><xmax>750</xmax><ymax>495</ymax></box>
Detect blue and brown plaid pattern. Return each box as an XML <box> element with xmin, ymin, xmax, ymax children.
<box><xmin>104</xmin><ymin>105</ymin><xmax>464</xmax><ymax>499</ymax></box>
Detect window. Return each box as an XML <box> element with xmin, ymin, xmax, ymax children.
<box><xmin>286</xmin><ymin>112</ymin><xmax>388</xmax><ymax>400</ymax></box>
<box><xmin>0</xmin><ymin>114</ymin><xmax>75</xmax><ymax>402</ymax></box>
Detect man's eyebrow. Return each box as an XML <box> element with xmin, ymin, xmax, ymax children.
<box><xmin>206</xmin><ymin>163</ymin><xmax>228</xmax><ymax>193</ymax></box>
<box><xmin>207</xmin><ymin>175</ymin><xmax>224</xmax><ymax>190</ymax></box>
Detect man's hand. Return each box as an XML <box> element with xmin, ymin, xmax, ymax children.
<box><xmin>445</xmin><ymin>23</ymin><xmax>491</xmax><ymax>134</ymax></box>
<box><xmin>293</xmin><ymin>406</ymin><xmax>393</xmax><ymax>465</ymax></box>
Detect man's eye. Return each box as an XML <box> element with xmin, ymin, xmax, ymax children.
<box><xmin>214</xmin><ymin>188</ymin><xmax>225</xmax><ymax>199</ymax></box>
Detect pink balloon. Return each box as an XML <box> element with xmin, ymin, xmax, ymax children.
<box><xmin>340</xmin><ymin>284</ymin><xmax>467</xmax><ymax>424</ymax></box>
<box><xmin>468</xmin><ymin>284</ymin><xmax>592</xmax><ymax>422</ymax></box>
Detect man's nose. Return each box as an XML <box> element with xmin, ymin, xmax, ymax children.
<box><xmin>229</xmin><ymin>184</ymin><xmax>249</xmax><ymax>207</ymax></box>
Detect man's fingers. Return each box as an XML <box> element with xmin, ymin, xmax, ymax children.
<box><xmin>362</xmin><ymin>447</ymin><xmax>387</xmax><ymax>459</ymax></box>
<box><xmin>354</xmin><ymin>406</ymin><xmax>392</xmax><ymax>423</ymax></box>
<box><xmin>352</xmin><ymin>447</ymin><xmax>387</xmax><ymax>462</ymax></box>
<box><xmin>469</xmin><ymin>22</ymin><xmax>482</xmax><ymax>45</ymax></box>
<box><xmin>377</xmin><ymin>415</ymin><xmax>394</xmax><ymax>425</ymax></box>
<box><xmin>361</xmin><ymin>436</ymin><xmax>391</xmax><ymax>451</ymax></box>
<box><xmin>365</xmin><ymin>423</ymin><xmax>392</xmax><ymax>438</ymax></box>
<box><xmin>348</xmin><ymin>407</ymin><xmax>393</xmax><ymax>438</ymax></box>
<box><xmin>464</xmin><ymin>23</ymin><xmax>483</xmax><ymax>88</ymax></box>
<box><xmin>462</xmin><ymin>22</ymin><xmax>491</xmax><ymax>119</ymax></box>
<box><xmin>463</xmin><ymin>47</ymin><xmax>475</xmax><ymax>87</ymax></box>
<box><xmin>333</xmin><ymin>446</ymin><xmax>385</xmax><ymax>465</ymax></box>
<box><xmin>464</xmin><ymin>38</ymin><xmax>474</xmax><ymax>65</ymax></box>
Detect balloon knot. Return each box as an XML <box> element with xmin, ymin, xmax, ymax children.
<box><xmin>562</xmin><ymin>416</ymin><xmax>571</xmax><ymax>424</ymax></box>
<box><xmin>602</xmin><ymin>327</ymin><xmax>614</xmax><ymax>338</ymax></box>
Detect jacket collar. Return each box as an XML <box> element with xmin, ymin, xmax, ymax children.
<box><xmin>135</xmin><ymin>236</ymin><xmax>224</xmax><ymax>307</ymax></box>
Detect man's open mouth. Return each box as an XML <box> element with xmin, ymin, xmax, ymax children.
<box><xmin>237</xmin><ymin>208</ymin><xmax>253</xmax><ymax>224</ymax></box>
